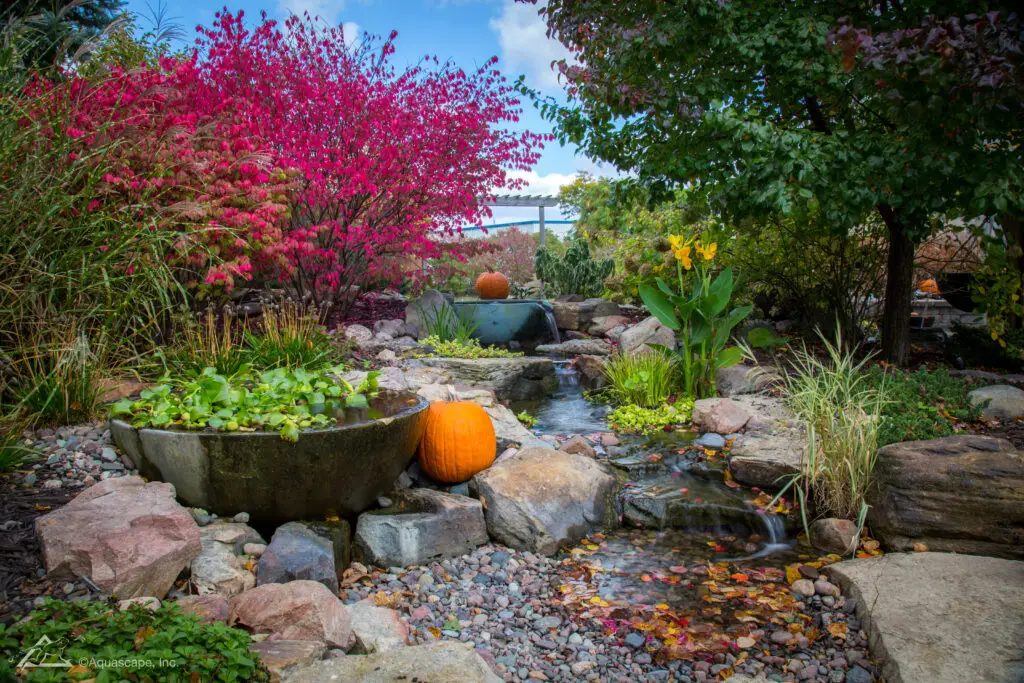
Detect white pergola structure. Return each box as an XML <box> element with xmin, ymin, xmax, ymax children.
<box><xmin>485</xmin><ymin>194</ymin><xmax>560</xmax><ymax>246</ymax></box>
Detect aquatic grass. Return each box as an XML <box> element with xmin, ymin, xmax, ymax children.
<box><xmin>422</xmin><ymin>336</ymin><xmax>522</xmax><ymax>359</ymax></box>
<box><xmin>775</xmin><ymin>326</ymin><xmax>888</xmax><ymax>525</ymax></box>
<box><xmin>159</xmin><ymin>311</ymin><xmax>247</xmax><ymax>378</ymax></box>
<box><xmin>245</xmin><ymin>302</ymin><xmax>338</xmax><ymax>370</ymax></box>
<box><xmin>601</xmin><ymin>349</ymin><xmax>679</xmax><ymax>408</ymax></box>
<box><xmin>424</xmin><ymin>302</ymin><xmax>479</xmax><ymax>344</ymax></box>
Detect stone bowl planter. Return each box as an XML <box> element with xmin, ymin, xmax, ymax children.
<box><xmin>110</xmin><ymin>391</ymin><xmax>429</xmax><ymax>524</ymax></box>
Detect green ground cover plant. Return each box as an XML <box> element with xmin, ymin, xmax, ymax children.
<box><xmin>608</xmin><ymin>401</ymin><xmax>693</xmax><ymax>435</ymax></box>
<box><xmin>866</xmin><ymin>365</ymin><xmax>981</xmax><ymax>447</ymax></box>
<box><xmin>111</xmin><ymin>366</ymin><xmax>378</xmax><ymax>443</ymax></box>
<box><xmin>0</xmin><ymin>599</ymin><xmax>267</xmax><ymax>682</ymax></box>
<box><xmin>421</xmin><ymin>336</ymin><xmax>523</xmax><ymax>359</ymax></box>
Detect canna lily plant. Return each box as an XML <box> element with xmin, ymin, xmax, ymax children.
<box><xmin>640</xmin><ymin>234</ymin><xmax>752</xmax><ymax>398</ymax></box>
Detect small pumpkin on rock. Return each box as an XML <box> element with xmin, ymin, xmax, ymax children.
<box><xmin>417</xmin><ymin>388</ymin><xmax>496</xmax><ymax>483</ymax></box>
<box><xmin>475</xmin><ymin>269</ymin><xmax>510</xmax><ymax>300</ymax></box>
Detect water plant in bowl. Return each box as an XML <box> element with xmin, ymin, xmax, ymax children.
<box><xmin>110</xmin><ymin>365</ymin><xmax>379</xmax><ymax>442</ymax></box>
<box><xmin>108</xmin><ymin>365</ymin><xmax>429</xmax><ymax>523</ymax></box>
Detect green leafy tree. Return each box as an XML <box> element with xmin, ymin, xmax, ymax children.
<box><xmin>528</xmin><ymin>0</ymin><xmax>1022</xmax><ymax>364</ymax></box>
<box><xmin>2</xmin><ymin>0</ymin><xmax>126</xmax><ymax>70</ymax></box>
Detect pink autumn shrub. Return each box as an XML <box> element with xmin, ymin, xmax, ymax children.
<box><xmin>27</xmin><ymin>58</ymin><xmax>294</xmax><ymax>293</ymax></box>
<box><xmin>196</xmin><ymin>11</ymin><xmax>545</xmax><ymax>309</ymax></box>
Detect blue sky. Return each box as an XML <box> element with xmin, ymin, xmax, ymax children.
<box><xmin>124</xmin><ymin>0</ymin><xmax>614</xmax><ymax>223</ymax></box>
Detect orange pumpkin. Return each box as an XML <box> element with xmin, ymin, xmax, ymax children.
<box><xmin>475</xmin><ymin>270</ymin><xmax>510</xmax><ymax>299</ymax></box>
<box><xmin>417</xmin><ymin>400</ymin><xmax>496</xmax><ymax>483</ymax></box>
<box><xmin>919</xmin><ymin>278</ymin><xmax>940</xmax><ymax>294</ymax></box>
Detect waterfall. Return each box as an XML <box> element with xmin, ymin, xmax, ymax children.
<box><xmin>542</xmin><ymin>305</ymin><xmax>560</xmax><ymax>344</ymax></box>
<box><xmin>553</xmin><ymin>360</ymin><xmax>578</xmax><ymax>390</ymax></box>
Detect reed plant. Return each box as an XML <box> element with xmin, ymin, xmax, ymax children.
<box><xmin>424</xmin><ymin>303</ymin><xmax>479</xmax><ymax>345</ymax></box>
<box><xmin>774</xmin><ymin>326</ymin><xmax>888</xmax><ymax>529</ymax></box>
<box><xmin>601</xmin><ymin>348</ymin><xmax>678</xmax><ymax>409</ymax></box>
<box><xmin>159</xmin><ymin>311</ymin><xmax>246</xmax><ymax>378</ymax></box>
<box><xmin>245</xmin><ymin>302</ymin><xmax>337</xmax><ymax>370</ymax></box>
<box><xmin>4</xmin><ymin>322</ymin><xmax>106</xmax><ymax>426</ymax></box>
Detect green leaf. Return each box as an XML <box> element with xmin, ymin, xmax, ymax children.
<box><xmin>345</xmin><ymin>393</ymin><xmax>369</xmax><ymax>409</ymax></box>
<box><xmin>639</xmin><ymin>284</ymin><xmax>681</xmax><ymax>330</ymax></box>
<box><xmin>702</xmin><ymin>268</ymin><xmax>735</xmax><ymax>317</ymax></box>
<box><xmin>747</xmin><ymin>326</ymin><xmax>788</xmax><ymax>349</ymax></box>
<box><xmin>714</xmin><ymin>346</ymin><xmax>744</xmax><ymax>370</ymax></box>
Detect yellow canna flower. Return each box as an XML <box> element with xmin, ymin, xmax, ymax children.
<box><xmin>674</xmin><ymin>245</ymin><xmax>693</xmax><ymax>270</ymax></box>
<box><xmin>668</xmin><ymin>234</ymin><xmax>685</xmax><ymax>252</ymax></box>
<box><xmin>701</xmin><ymin>242</ymin><xmax>717</xmax><ymax>261</ymax></box>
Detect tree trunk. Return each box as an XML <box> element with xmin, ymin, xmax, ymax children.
<box><xmin>878</xmin><ymin>205</ymin><xmax>915</xmax><ymax>365</ymax></box>
<box><xmin>1004</xmin><ymin>215</ymin><xmax>1024</xmax><ymax>330</ymax></box>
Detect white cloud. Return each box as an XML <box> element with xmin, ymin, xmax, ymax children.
<box><xmin>502</xmin><ymin>169</ymin><xmax>577</xmax><ymax>197</ymax></box>
<box><xmin>342</xmin><ymin>21</ymin><xmax>361</xmax><ymax>46</ymax></box>
<box><xmin>489</xmin><ymin>0</ymin><xmax>573</xmax><ymax>91</ymax></box>
<box><xmin>278</xmin><ymin>0</ymin><xmax>345</xmax><ymax>25</ymax></box>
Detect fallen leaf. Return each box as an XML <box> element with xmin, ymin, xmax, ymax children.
<box><xmin>428</xmin><ymin>627</ymin><xmax>441</xmax><ymax>638</ymax></box>
<box><xmin>912</xmin><ymin>542</ymin><xmax>929</xmax><ymax>552</ymax></box>
<box><xmin>736</xmin><ymin>636</ymin><xmax>756</xmax><ymax>648</ymax></box>
<box><xmin>827</xmin><ymin>622</ymin><xmax>848</xmax><ymax>639</ymax></box>
<box><xmin>134</xmin><ymin>626</ymin><xmax>157</xmax><ymax>649</ymax></box>
<box><xmin>723</xmin><ymin>469</ymin><xmax>741</xmax><ymax>489</ymax></box>
<box><xmin>730</xmin><ymin>573</ymin><xmax>749</xmax><ymax>583</ymax></box>
<box><xmin>34</xmin><ymin>504</ymin><xmax>51</xmax><ymax>511</ymax></box>
<box><xmin>785</xmin><ymin>565</ymin><xmax>802</xmax><ymax>585</ymax></box>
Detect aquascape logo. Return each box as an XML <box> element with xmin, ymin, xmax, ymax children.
<box><xmin>16</xmin><ymin>634</ymin><xmax>73</xmax><ymax>669</ymax></box>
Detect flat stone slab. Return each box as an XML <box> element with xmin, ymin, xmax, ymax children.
<box><xmin>284</xmin><ymin>641</ymin><xmax>501</xmax><ymax>682</ymax></box>
<box><xmin>418</xmin><ymin>357</ymin><xmax>557</xmax><ymax>402</ymax></box>
<box><xmin>827</xmin><ymin>553</ymin><xmax>1024</xmax><ymax>683</ymax></box>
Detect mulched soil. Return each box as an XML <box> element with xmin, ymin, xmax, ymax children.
<box><xmin>973</xmin><ymin>419</ymin><xmax>1024</xmax><ymax>450</ymax></box>
<box><xmin>326</xmin><ymin>295</ymin><xmax>406</xmax><ymax>331</ymax></box>
<box><xmin>0</xmin><ymin>480</ymin><xmax>72</xmax><ymax>625</ymax></box>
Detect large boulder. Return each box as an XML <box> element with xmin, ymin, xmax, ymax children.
<box><xmin>354</xmin><ymin>488</ymin><xmax>487</xmax><ymax>567</ymax></box>
<box><xmin>403</xmin><ymin>289</ymin><xmax>452</xmax><ymax>339</ymax></box>
<box><xmin>552</xmin><ymin>298</ymin><xmax>620</xmax><ymax>331</ymax></box>
<box><xmin>285</xmin><ymin>641</ymin><xmax>501</xmax><ymax>683</ymax></box>
<box><xmin>867</xmin><ymin>435</ymin><xmax>1024</xmax><ymax>559</ymax></box>
<box><xmin>191</xmin><ymin>522</ymin><xmax>263</xmax><ymax>598</ymax></box>
<box><xmin>726</xmin><ymin>396</ymin><xmax>806</xmax><ymax>489</ymax></box>
<box><xmin>728</xmin><ymin>433</ymin><xmax>803</xmax><ymax>489</ymax></box>
<box><xmin>258</xmin><ymin>521</ymin><xmax>349</xmax><ymax>593</ymax></box>
<box><xmin>967</xmin><ymin>384</ymin><xmax>1024</xmax><ymax>420</ymax></box>
<box><xmin>534</xmin><ymin>339</ymin><xmax>613</xmax><ymax>358</ymax></box>
<box><xmin>175</xmin><ymin>594</ymin><xmax>229</xmax><ymax>624</ymax></box>
<box><xmin>470</xmin><ymin>447</ymin><xmax>619</xmax><ymax>554</ymax></box>
<box><xmin>35</xmin><ymin>476</ymin><xmax>200</xmax><ymax>599</ymax></box>
<box><xmin>827</xmin><ymin>553</ymin><xmax>1024</xmax><ymax>683</ymax></box>
<box><xmin>228</xmin><ymin>580</ymin><xmax>354</xmax><ymax>650</ymax></box>
<box><xmin>417</xmin><ymin>357</ymin><xmax>557</xmax><ymax>402</ymax></box>
<box><xmin>414</xmin><ymin>384</ymin><xmax>533</xmax><ymax>447</ymax></box>
<box><xmin>619</xmin><ymin>316</ymin><xmax>677</xmax><ymax>355</ymax></box>
<box><xmin>692</xmin><ymin>397</ymin><xmax>751</xmax><ymax>434</ymax></box>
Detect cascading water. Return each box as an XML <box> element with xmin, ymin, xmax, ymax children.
<box><xmin>508</xmin><ymin>360</ymin><xmax>608</xmax><ymax>436</ymax></box>
<box><xmin>541</xmin><ymin>304</ymin><xmax>560</xmax><ymax>344</ymax></box>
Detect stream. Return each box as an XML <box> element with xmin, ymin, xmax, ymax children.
<box><xmin>510</xmin><ymin>358</ymin><xmax>800</xmax><ymax>612</ymax></box>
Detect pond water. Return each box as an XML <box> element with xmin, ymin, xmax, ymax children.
<box><xmin>509</xmin><ymin>360</ymin><xmax>610</xmax><ymax>435</ymax></box>
<box><xmin>310</xmin><ymin>389</ymin><xmax>424</xmax><ymax>426</ymax></box>
<box><xmin>513</xmin><ymin>359</ymin><xmax>798</xmax><ymax>580</ymax></box>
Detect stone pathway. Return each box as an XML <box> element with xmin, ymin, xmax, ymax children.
<box><xmin>828</xmin><ymin>552</ymin><xmax>1024</xmax><ymax>683</ymax></box>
